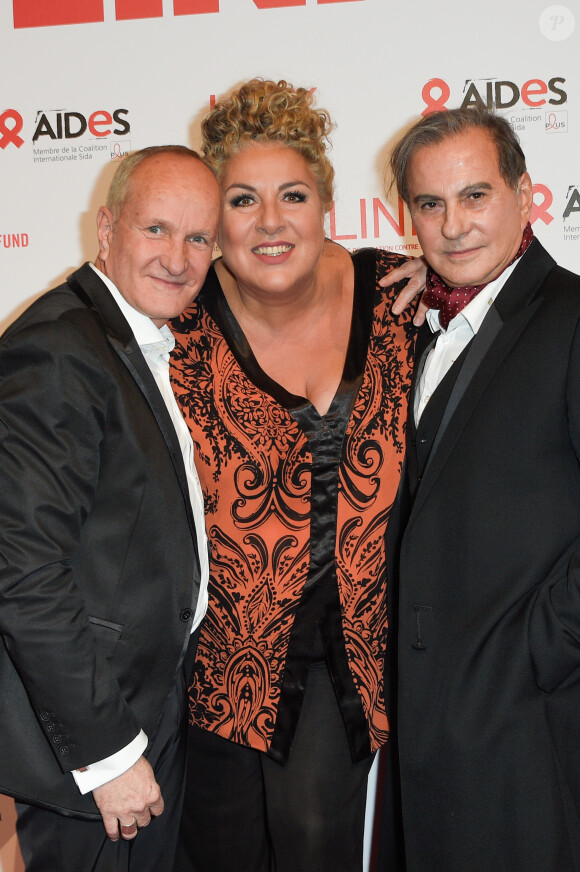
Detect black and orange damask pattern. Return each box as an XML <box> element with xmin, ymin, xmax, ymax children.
<box><xmin>170</xmin><ymin>248</ymin><xmax>415</xmax><ymax>762</ymax></box>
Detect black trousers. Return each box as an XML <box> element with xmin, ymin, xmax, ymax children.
<box><xmin>174</xmin><ymin>662</ymin><xmax>375</xmax><ymax>872</ymax></box>
<box><xmin>16</xmin><ymin>634</ymin><xmax>198</xmax><ymax>872</ymax></box>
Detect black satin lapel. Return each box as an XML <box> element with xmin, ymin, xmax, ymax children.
<box><xmin>202</xmin><ymin>251</ymin><xmax>374</xmax><ymax>413</ymax></box>
<box><xmin>493</xmin><ymin>238</ymin><xmax>556</xmax><ymax>321</ymax></box>
<box><xmin>344</xmin><ymin>248</ymin><xmax>379</xmax><ymax>381</ymax></box>
<box><xmin>67</xmin><ymin>266</ymin><xmax>199</xmax><ymax>556</ymax></box>
<box><xmin>424</xmin><ymin>304</ymin><xmax>503</xmax><ymax>472</ymax></box>
<box><xmin>406</xmin><ymin>241</ymin><xmax>556</xmax><ymax>524</ymax></box>
<box><xmin>111</xmin><ymin>339</ymin><xmax>184</xmax><ymax>463</ymax></box>
<box><xmin>200</xmin><ymin>265</ymin><xmax>307</xmax><ymax>410</ymax></box>
<box><xmin>407</xmin><ymin>238</ymin><xmax>554</xmax><ymax>431</ymax></box>
<box><xmin>409</xmin><ymin>297</ymin><xmax>541</xmax><ymax>525</ymax></box>
<box><xmin>108</xmin><ymin>338</ymin><xmax>200</xmax><ymax>562</ymax></box>
<box><xmin>67</xmin><ymin>265</ymin><xmax>134</xmax><ymax>347</ymax></box>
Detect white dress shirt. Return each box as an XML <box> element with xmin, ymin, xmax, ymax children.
<box><xmin>73</xmin><ymin>264</ymin><xmax>208</xmax><ymax>794</ymax></box>
<box><xmin>415</xmin><ymin>257</ymin><xmax>522</xmax><ymax>425</ymax></box>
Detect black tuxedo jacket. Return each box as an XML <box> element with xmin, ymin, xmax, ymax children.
<box><xmin>389</xmin><ymin>240</ymin><xmax>580</xmax><ymax>871</ymax></box>
<box><xmin>0</xmin><ymin>264</ymin><xmax>200</xmax><ymax>818</ymax></box>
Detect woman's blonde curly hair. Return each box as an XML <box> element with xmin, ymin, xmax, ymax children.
<box><xmin>201</xmin><ymin>79</ymin><xmax>335</xmax><ymax>211</ymax></box>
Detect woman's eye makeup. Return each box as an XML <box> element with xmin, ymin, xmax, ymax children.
<box><xmin>283</xmin><ymin>190</ymin><xmax>307</xmax><ymax>202</ymax></box>
<box><xmin>230</xmin><ymin>193</ymin><xmax>255</xmax><ymax>207</ymax></box>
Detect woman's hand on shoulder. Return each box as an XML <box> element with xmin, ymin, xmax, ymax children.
<box><xmin>379</xmin><ymin>256</ymin><xmax>428</xmax><ymax>326</ymax></box>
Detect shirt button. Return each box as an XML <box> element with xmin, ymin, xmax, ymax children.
<box><xmin>180</xmin><ymin>609</ymin><xmax>192</xmax><ymax>622</ymax></box>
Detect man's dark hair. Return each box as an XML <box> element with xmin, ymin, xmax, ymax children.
<box><xmin>391</xmin><ymin>107</ymin><xmax>527</xmax><ymax>204</ymax></box>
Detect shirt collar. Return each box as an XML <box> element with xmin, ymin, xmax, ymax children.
<box><xmin>90</xmin><ymin>263</ymin><xmax>174</xmax><ymax>353</ymax></box>
<box><xmin>426</xmin><ymin>252</ymin><xmax>524</xmax><ymax>336</ymax></box>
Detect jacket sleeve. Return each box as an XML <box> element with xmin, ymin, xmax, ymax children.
<box><xmin>0</xmin><ymin>318</ymin><xmax>141</xmax><ymax>771</ymax></box>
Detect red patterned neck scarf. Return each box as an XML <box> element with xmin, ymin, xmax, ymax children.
<box><xmin>423</xmin><ymin>222</ymin><xmax>534</xmax><ymax>330</ymax></box>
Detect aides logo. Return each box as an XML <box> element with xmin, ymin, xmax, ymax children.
<box><xmin>422</xmin><ymin>77</ymin><xmax>567</xmax><ymax>120</ymax></box>
<box><xmin>1</xmin><ymin>107</ymin><xmax>131</xmax><ymax>160</ymax></box>
<box><xmin>459</xmin><ymin>77</ymin><xmax>566</xmax><ymax>111</ymax></box>
<box><xmin>31</xmin><ymin>108</ymin><xmax>131</xmax><ymax>164</ymax></box>
<box><xmin>32</xmin><ymin>108</ymin><xmax>130</xmax><ymax>141</ymax></box>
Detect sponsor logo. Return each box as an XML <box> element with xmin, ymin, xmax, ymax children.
<box><xmin>422</xmin><ymin>77</ymin><xmax>567</xmax><ymax>122</ymax></box>
<box><xmin>0</xmin><ymin>233</ymin><xmax>29</xmax><ymax>249</ymax></box>
<box><xmin>13</xmin><ymin>0</ymin><xmax>363</xmax><ymax>28</ymax></box>
<box><xmin>0</xmin><ymin>109</ymin><xmax>24</xmax><ymax>149</ymax></box>
<box><xmin>531</xmin><ymin>184</ymin><xmax>554</xmax><ymax>225</ymax></box>
<box><xmin>545</xmin><ymin>110</ymin><xmax>568</xmax><ymax>133</ymax></box>
<box><xmin>32</xmin><ymin>109</ymin><xmax>130</xmax><ymax>142</ymax></box>
<box><xmin>563</xmin><ymin>185</ymin><xmax>580</xmax><ymax>241</ymax></box>
<box><xmin>328</xmin><ymin>197</ymin><xmax>420</xmax><ymax>251</ymax></box>
<box><xmin>32</xmin><ymin>142</ymin><xmax>132</xmax><ymax>164</ymax></box>
<box><xmin>1</xmin><ymin>106</ymin><xmax>132</xmax><ymax>158</ymax></box>
<box><xmin>564</xmin><ymin>185</ymin><xmax>580</xmax><ymax>220</ymax></box>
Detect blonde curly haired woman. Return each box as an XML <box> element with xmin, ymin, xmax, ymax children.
<box><xmin>170</xmin><ymin>79</ymin><xmax>424</xmax><ymax>872</ymax></box>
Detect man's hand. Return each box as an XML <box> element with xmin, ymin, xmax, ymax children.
<box><xmin>92</xmin><ymin>756</ymin><xmax>164</xmax><ymax>841</ymax></box>
<box><xmin>380</xmin><ymin>256</ymin><xmax>428</xmax><ymax>326</ymax></box>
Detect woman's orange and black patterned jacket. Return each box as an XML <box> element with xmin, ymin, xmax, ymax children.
<box><xmin>170</xmin><ymin>248</ymin><xmax>415</xmax><ymax>764</ymax></box>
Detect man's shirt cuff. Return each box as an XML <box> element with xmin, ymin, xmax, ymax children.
<box><xmin>71</xmin><ymin>730</ymin><xmax>148</xmax><ymax>794</ymax></box>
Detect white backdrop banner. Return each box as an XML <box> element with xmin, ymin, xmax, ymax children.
<box><xmin>1</xmin><ymin>1</ymin><xmax>579</xmax><ymax>869</ymax></box>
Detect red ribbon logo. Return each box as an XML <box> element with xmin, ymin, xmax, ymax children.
<box><xmin>531</xmin><ymin>184</ymin><xmax>554</xmax><ymax>225</ymax></box>
<box><xmin>421</xmin><ymin>79</ymin><xmax>450</xmax><ymax>116</ymax></box>
<box><xmin>0</xmin><ymin>110</ymin><xmax>24</xmax><ymax>149</ymax></box>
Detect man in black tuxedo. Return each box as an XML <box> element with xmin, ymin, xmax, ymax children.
<box><xmin>384</xmin><ymin>108</ymin><xmax>580</xmax><ymax>871</ymax></box>
<box><xmin>0</xmin><ymin>145</ymin><xmax>220</xmax><ymax>870</ymax></box>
